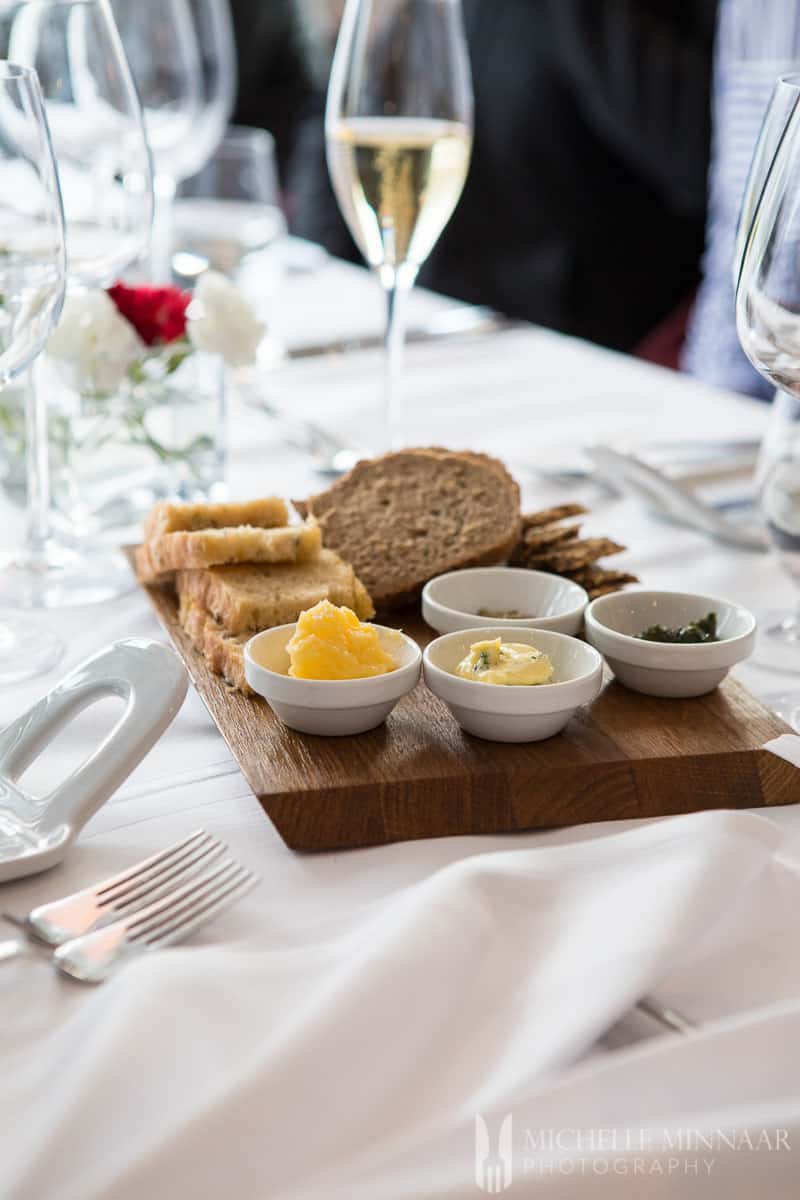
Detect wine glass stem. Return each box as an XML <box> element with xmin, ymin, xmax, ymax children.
<box><xmin>383</xmin><ymin>271</ymin><xmax>412</xmax><ymax>451</ymax></box>
<box><xmin>151</xmin><ymin>172</ymin><xmax>178</xmax><ymax>282</ymax></box>
<box><xmin>24</xmin><ymin>366</ymin><xmax>50</xmax><ymax>563</ymax></box>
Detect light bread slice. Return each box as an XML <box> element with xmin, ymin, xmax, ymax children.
<box><xmin>179</xmin><ymin>595</ymin><xmax>253</xmax><ymax>695</ymax></box>
<box><xmin>176</xmin><ymin>548</ymin><xmax>375</xmax><ymax>636</ymax></box>
<box><xmin>145</xmin><ymin>497</ymin><xmax>288</xmax><ymax>538</ymax></box>
<box><xmin>296</xmin><ymin>448</ymin><xmax>521</xmax><ymax>610</ymax></box>
<box><xmin>136</xmin><ymin>517</ymin><xmax>322</xmax><ymax>582</ymax></box>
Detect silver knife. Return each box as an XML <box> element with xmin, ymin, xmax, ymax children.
<box><xmin>586</xmin><ymin>445</ymin><xmax>768</xmax><ymax>552</ymax></box>
<box><xmin>287</xmin><ymin>305</ymin><xmax>519</xmax><ymax>360</ymax></box>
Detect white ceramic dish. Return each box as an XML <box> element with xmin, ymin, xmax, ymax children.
<box><xmin>423</xmin><ymin>627</ymin><xmax>603</xmax><ymax>743</ymax></box>
<box><xmin>244</xmin><ymin>623</ymin><xmax>422</xmax><ymax>736</ymax></box>
<box><xmin>585</xmin><ymin>589</ymin><xmax>756</xmax><ymax>698</ymax></box>
<box><xmin>422</xmin><ymin>567</ymin><xmax>588</xmax><ymax>637</ymax></box>
<box><xmin>0</xmin><ymin>640</ymin><xmax>188</xmax><ymax>882</ymax></box>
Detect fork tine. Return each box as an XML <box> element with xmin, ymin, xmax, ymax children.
<box><xmin>102</xmin><ymin>836</ymin><xmax>227</xmax><ymax>913</ymax></box>
<box><xmin>120</xmin><ymin>858</ymin><xmax>244</xmax><ymax>938</ymax></box>
<box><xmin>141</xmin><ymin>870</ymin><xmax>259</xmax><ymax>949</ymax></box>
<box><xmin>95</xmin><ymin>830</ymin><xmax>210</xmax><ymax>899</ymax></box>
<box><xmin>130</xmin><ymin>860</ymin><xmax>248</xmax><ymax>941</ymax></box>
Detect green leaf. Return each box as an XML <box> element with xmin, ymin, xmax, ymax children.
<box><xmin>164</xmin><ymin>346</ymin><xmax>192</xmax><ymax>375</ymax></box>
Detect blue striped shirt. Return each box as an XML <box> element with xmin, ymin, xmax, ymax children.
<box><xmin>682</xmin><ymin>0</ymin><xmax>800</xmax><ymax>397</ymax></box>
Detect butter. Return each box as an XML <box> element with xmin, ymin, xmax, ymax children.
<box><xmin>287</xmin><ymin>599</ymin><xmax>397</xmax><ymax>680</ymax></box>
<box><xmin>455</xmin><ymin>637</ymin><xmax>554</xmax><ymax>686</ymax></box>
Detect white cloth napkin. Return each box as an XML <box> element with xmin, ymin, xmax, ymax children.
<box><xmin>765</xmin><ymin>734</ymin><xmax>800</xmax><ymax>767</ymax></box>
<box><xmin>0</xmin><ymin>808</ymin><xmax>791</xmax><ymax>1199</ymax></box>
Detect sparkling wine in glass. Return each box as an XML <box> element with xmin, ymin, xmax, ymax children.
<box><xmin>0</xmin><ymin>61</ymin><xmax>67</xmax><ymax>683</ymax></box>
<box><xmin>0</xmin><ymin>0</ymin><xmax>154</xmax><ymax>609</ymax></box>
<box><xmin>326</xmin><ymin>0</ymin><xmax>473</xmax><ymax>451</ymax></box>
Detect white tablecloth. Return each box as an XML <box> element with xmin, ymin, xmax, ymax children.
<box><xmin>2</xmin><ymin>252</ymin><xmax>800</xmax><ymax>1198</ymax></box>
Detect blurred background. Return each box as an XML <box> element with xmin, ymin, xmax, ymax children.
<box><xmin>5</xmin><ymin>0</ymin><xmax>800</xmax><ymax>625</ymax></box>
<box><xmin>232</xmin><ymin>1</ymin><xmax>717</xmax><ymax>366</ymax></box>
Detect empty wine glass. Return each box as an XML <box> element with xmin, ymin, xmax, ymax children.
<box><xmin>735</xmin><ymin>75</ymin><xmax>800</xmax><ymax>290</ymax></box>
<box><xmin>172</xmin><ymin>126</ymin><xmax>286</xmax><ymax>281</ymax></box>
<box><xmin>0</xmin><ymin>61</ymin><xmax>67</xmax><ymax>683</ymax></box>
<box><xmin>737</xmin><ymin>74</ymin><xmax>800</xmax><ymax>697</ymax></box>
<box><xmin>0</xmin><ymin>0</ymin><xmax>154</xmax><ymax>609</ymax></box>
<box><xmin>112</xmin><ymin>0</ymin><xmax>237</xmax><ymax>281</ymax></box>
<box><xmin>183</xmin><ymin>0</ymin><xmax>237</xmax><ymax>180</ymax></box>
<box><xmin>326</xmin><ymin>0</ymin><xmax>473</xmax><ymax>451</ymax></box>
<box><xmin>110</xmin><ymin>0</ymin><xmax>201</xmax><ymax>280</ymax></box>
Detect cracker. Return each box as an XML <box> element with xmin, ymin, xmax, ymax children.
<box><xmin>587</xmin><ymin>582</ymin><xmax>636</xmax><ymax>600</ymax></box>
<box><xmin>521</xmin><ymin>522</ymin><xmax>582</xmax><ymax>549</ymax></box>
<box><xmin>566</xmin><ymin>567</ymin><xmax>639</xmax><ymax>589</ymax></box>
<box><xmin>521</xmin><ymin>504</ymin><xmax>588</xmax><ymax>530</ymax></box>
<box><xmin>518</xmin><ymin>537</ymin><xmax>627</xmax><ymax>573</ymax></box>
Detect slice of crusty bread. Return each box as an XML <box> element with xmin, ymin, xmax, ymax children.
<box><xmin>175</xmin><ymin>548</ymin><xmax>375</xmax><ymax>636</ymax></box>
<box><xmin>136</xmin><ymin>517</ymin><xmax>322</xmax><ymax>581</ymax></box>
<box><xmin>179</xmin><ymin>595</ymin><xmax>253</xmax><ymax>695</ymax></box>
<box><xmin>145</xmin><ymin>497</ymin><xmax>288</xmax><ymax>538</ymax></box>
<box><xmin>296</xmin><ymin>448</ymin><xmax>521</xmax><ymax>610</ymax></box>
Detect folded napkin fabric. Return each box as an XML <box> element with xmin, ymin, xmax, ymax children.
<box><xmin>0</xmin><ymin>810</ymin><xmax>783</xmax><ymax>1200</ymax></box>
<box><xmin>764</xmin><ymin>734</ymin><xmax>800</xmax><ymax>768</ymax></box>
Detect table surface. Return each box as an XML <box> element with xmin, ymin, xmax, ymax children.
<box><xmin>3</xmin><ymin>245</ymin><xmax>800</xmax><ymax>1198</ymax></box>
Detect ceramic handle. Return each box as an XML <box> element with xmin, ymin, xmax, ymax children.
<box><xmin>0</xmin><ymin>639</ymin><xmax>187</xmax><ymax>837</ymax></box>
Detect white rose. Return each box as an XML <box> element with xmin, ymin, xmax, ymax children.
<box><xmin>187</xmin><ymin>271</ymin><xmax>265</xmax><ymax>367</ymax></box>
<box><xmin>48</xmin><ymin>290</ymin><xmax>142</xmax><ymax>394</ymax></box>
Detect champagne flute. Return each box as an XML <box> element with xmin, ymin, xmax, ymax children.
<box><xmin>0</xmin><ymin>61</ymin><xmax>67</xmax><ymax>683</ymax></box>
<box><xmin>325</xmin><ymin>0</ymin><xmax>473</xmax><ymax>451</ymax></box>
<box><xmin>0</xmin><ymin>0</ymin><xmax>154</xmax><ymax>609</ymax></box>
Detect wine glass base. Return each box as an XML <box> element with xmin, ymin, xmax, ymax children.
<box><xmin>751</xmin><ymin>609</ymin><xmax>800</xmax><ymax>672</ymax></box>
<box><xmin>0</xmin><ymin>543</ymin><xmax>136</xmax><ymax>609</ymax></box>
<box><xmin>761</xmin><ymin>691</ymin><xmax>800</xmax><ymax>731</ymax></box>
<box><xmin>0</xmin><ymin>618</ymin><xmax>63</xmax><ymax>685</ymax></box>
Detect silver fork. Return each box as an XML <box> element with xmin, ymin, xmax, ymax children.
<box><xmin>6</xmin><ymin>829</ymin><xmax>227</xmax><ymax>947</ymax></box>
<box><xmin>54</xmin><ymin>857</ymin><xmax>259</xmax><ymax>983</ymax></box>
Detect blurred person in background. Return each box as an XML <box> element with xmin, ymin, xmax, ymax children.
<box><xmin>682</xmin><ymin>0</ymin><xmax>800</xmax><ymax>399</ymax></box>
<box><xmin>285</xmin><ymin>0</ymin><xmax>718</xmax><ymax>353</ymax></box>
<box><xmin>229</xmin><ymin>0</ymin><xmax>317</xmax><ymax>182</ymax></box>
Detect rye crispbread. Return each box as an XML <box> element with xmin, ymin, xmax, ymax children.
<box><xmin>511</xmin><ymin>504</ymin><xmax>638</xmax><ymax>597</ymax></box>
<box><xmin>521</xmin><ymin>504</ymin><xmax>588</xmax><ymax>530</ymax></box>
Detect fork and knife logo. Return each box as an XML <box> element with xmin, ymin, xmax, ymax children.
<box><xmin>475</xmin><ymin>1113</ymin><xmax>513</xmax><ymax>1193</ymax></box>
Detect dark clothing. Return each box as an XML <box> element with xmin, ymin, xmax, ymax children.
<box><xmin>289</xmin><ymin>0</ymin><xmax>718</xmax><ymax>351</ymax></box>
<box><xmin>230</xmin><ymin>0</ymin><xmax>316</xmax><ymax>181</ymax></box>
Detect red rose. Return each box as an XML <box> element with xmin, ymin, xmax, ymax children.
<box><xmin>108</xmin><ymin>282</ymin><xmax>191</xmax><ymax>346</ymax></box>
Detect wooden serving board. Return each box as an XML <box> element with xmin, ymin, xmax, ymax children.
<box><xmin>129</xmin><ymin>554</ymin><xmax>799</xmax><ymax>851</ymax></box>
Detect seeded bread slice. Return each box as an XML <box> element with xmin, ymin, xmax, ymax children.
<box><xmin>296</xmin><ymin>448</ymin><xmax>521</xmax><ymax>610</ymax></box>
<box><xmin>175</xmin><ymin>548</ymin><xmax>375</xmax><ymax>636</ymax></box>
<box><xmin>136</xmin><ymin>517</ymin><xmax>322</xmax><ymax>582</ymax></box>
